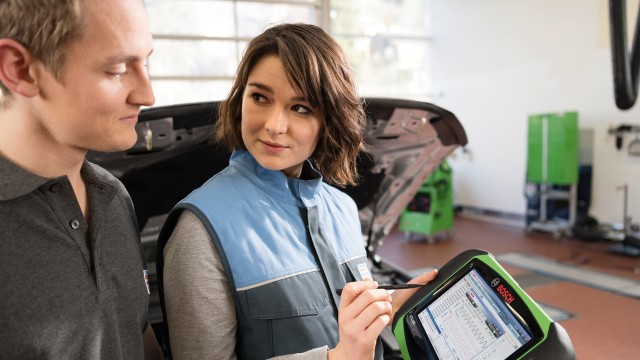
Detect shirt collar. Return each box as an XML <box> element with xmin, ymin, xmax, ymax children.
<box><xmin>0</xmin><ymin>155</ymin><xmax>52</xmax><ymax>200</ymax></box>
<box><xmin>230</xmin><ymin>150</ymin><xmax>323</xmax><ymax>207</ymax></box>
<box><xmin>0</xmin><ymin>155</ymin><xmax>105</xmax><ymax>201</ymax></box>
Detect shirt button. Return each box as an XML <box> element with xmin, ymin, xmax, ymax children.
<box><xmin>49</xmin><ymin>183</ymin><xmax>60</xmax><ymax>193</ymax></box>
<box><xmin>70</xmin><ymin>220</ymin><xmax>80</xmax><ymax>229</ymax></box>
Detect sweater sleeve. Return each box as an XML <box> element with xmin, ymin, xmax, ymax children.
<box><xmin>162</xmin><ymin>210</ymin><xmax>330</xmax><ymax>360</ymax></box>
<box><xmin>163</xmin><ymin>210</ymin><xmax>238</xmax><ymax>360</ymax></box>
<box><xmin>270</xmin><ymin>347</ymin><xmax>330</xmax><ymax>360</ymax></box>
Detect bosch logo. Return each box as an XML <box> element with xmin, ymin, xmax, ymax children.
<box><xmin>491</xmin><ymin>278</ymin><xmax>500</xmax><ymax>287</ymax></box>
<box><xmin>496</xmin><ymin>284</ymin><xmax>515</xmax><ymax>304</ymax></box>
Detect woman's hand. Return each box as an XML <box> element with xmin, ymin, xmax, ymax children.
<box><xmin>390</xmin><ymin>269</ymin><xmax>438</xmax><ymax>324</ymax></box>
<box><xmin>328</xmin><ymin>280</ymin><xmax>392</xmax><ymax>360</ymax></box>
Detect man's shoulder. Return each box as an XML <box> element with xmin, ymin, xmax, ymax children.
<box><xmin>0</xmin><ymin>154</ymin><xmax>51</xmax><ymax>201</ymax></box>
<box><xmin>83</xmin><ymin>161</ymin><xmax>125</xmax><ymax>189</ymax></box>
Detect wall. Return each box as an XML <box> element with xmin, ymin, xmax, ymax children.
<box><xmin>431</xmin><ymin>0</ymin><xmax>640</xmax><ymax>225</ymax></box>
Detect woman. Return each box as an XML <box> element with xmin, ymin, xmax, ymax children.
<box><xmin>157</xmin><ymin>23</ymin><xmax>437</xmax><ymax>360</ymax></box>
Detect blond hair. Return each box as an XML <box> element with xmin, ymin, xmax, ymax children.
<box><xmin>0</xmin><ymin>0</ymin><xmax>85</xmax><ymax>103</ymax></box>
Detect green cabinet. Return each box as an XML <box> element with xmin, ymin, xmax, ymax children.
<box><xmin>527</xmin><ymin>112</ymin><xmax>579</xmax><ymax>185</ymax></box>
<box><xmin>525</xmin><ymin>111</ymin><xmax>579</xmax><ymax>239</ymax></box>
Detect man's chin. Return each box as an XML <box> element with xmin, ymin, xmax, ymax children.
<box><xmin>91</xmin><ymin>136</ymin><xmax>139</xmax><ymax>154</ymax></box>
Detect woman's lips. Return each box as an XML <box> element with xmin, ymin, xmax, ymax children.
<box><xmin>261</xmin><ymin>140</ymin><xmax>286</xmax><ymax>153</ymax></box>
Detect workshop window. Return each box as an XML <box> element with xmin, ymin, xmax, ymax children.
<box><xmin>144</xmin><ymin>0</ymin><xmax>431</xmax><ymax>106</ymax></box>
<box><xmin>330</xmin><ymin>0</ymin><xmax>432</xmax><ymax>101</ymax></box>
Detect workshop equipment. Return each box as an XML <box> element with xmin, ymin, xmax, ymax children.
<box><xmin>525</xmin><ymin>111</ymin><xmax>579</xmax><ymax>240</ymax></box>
<box><xmin>399</xmin><ymin>160</ymin><xmax>454</xmax><ymax>242</ymax></box>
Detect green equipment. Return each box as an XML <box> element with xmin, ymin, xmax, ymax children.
<box><xmin>527</xmin><ymin>112</ymin><xmax>579</xmax><ymax>185</ymax></box>
<box><xmin>392</xmin><ymin>249</ymin><xmax>575</xmax><ymax>360</ymax></box>
<box><xmin>399</xmin><ymin>160</ymin><xmax>453</xmax><ymax>241</ymax></box>
<box><xmin>525</xmin><ymin>112</ymin><xmax>579</xmax><ymax>240</ymax></box>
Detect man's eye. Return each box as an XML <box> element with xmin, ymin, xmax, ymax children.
<box><xmin>107</xmin><ymin>71</ymin><xmax>126</xmax><ymax>79</ymax></box>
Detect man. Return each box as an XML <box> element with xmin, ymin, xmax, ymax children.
<box><xmin>0</xmin><ymin>0</ymin><xmax>163</xmax><ymax>358</ymax></box>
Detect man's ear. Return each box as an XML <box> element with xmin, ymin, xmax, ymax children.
<box><xmin>0</xmin><ymin>39</ymin><xmax>39</xmax><ymax>98</ymax></box>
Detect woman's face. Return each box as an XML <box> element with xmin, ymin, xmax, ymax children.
<box><xmin>241</xmin><ymin>55</ymin><xmax>322</xmax><ymax>178</ymax></box>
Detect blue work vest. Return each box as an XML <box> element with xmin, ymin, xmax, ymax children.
<box><xmin>158</xmin><ymin>151</ymin><xmax>382</xmax><ymax>359</ymax></box>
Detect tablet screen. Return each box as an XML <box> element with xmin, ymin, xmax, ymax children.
<box><xmin>416</xmin><ymin>268</ymin><xmax>532</xmax><ymax>359</ymax></box>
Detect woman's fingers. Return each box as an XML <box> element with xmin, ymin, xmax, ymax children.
<box><xmin>411</xmin><ymin>268</ymin><xmax>439</xmax><ymax>284</ymax></box>
<box><xmin>339</xmin><ymin>287</ymin><xmax>392</xmax><ymax>329</ymax></box>
<box><xmin>337</xmin><ymin>280</ymin><xmax>378</xmax><ymax>308</ymax></box>
<box><xmin>332</xmin><ymin>280</ymin><xmax>394</xmax><ymax>360</ymax></box>
<box><xmin>332</xmin><ymin>272</ymin><xmax>440</xmax><ymax>359</ymax></box>
<box><xmin>344</xmin><ymin>293</ymin><xmax>392</xmax><ymax>332</ymax></box>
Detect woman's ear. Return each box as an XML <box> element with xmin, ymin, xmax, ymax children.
<box><xmin>0</xmin><ymin>39</ymin><xmax>39</xmax><ymax>98</ymax></box>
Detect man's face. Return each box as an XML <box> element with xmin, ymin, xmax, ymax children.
<box><xmin>34</xmin><ymin>0</ymin><xmax>154</xmax><ymax>154</ymax></box>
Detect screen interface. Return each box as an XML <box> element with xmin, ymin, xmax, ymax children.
<box><xmin>416</xmin><ymin>269</ymin><xmax>532</xmax><ymax>360</ymax></box>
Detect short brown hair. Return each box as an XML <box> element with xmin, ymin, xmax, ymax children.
<box><xmin>216</xmin><ymin>23</ymin><xmax>366</xmax><ymax>187</ymax></box>
<box><xmin>0</xmin><ymin>0</ymin><xmax>85</xmax><ymax>100</ymax></box>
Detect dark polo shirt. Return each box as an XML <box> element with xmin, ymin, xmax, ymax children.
<box><xmin>0</xmin><ymin>155</ymin><xmax>149</xmax><ymax>359</ymax></box>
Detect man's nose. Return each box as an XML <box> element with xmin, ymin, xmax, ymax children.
<box><xmin>128</xmin><ymin>65</ymin><xmax>155</xmax><ymax>107</ymax></box>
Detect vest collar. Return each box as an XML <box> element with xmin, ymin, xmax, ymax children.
<box><xmin>230</xmin><ymin>150</ymin><xmax>322</xmax><ymax>207</ymax></box>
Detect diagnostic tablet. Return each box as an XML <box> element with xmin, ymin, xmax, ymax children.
<box><xmin>392</xmin><ymin>249</ymin><xmax>575</xmax><ymax>360</ymax></box>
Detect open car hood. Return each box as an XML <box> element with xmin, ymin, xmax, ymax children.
<box><xmin>88</xmin><ymin>98</ymin><xmax>467</xmax><ymax>261</ymax></box>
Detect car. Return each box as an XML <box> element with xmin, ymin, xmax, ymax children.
<box><xmin>87</xmin><ymin>97</ymin><xmax>467</xmax><ymax>358</ymax></box>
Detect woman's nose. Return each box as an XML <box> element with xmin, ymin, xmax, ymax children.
<box><xmin>264</xmin><ymin>109</ymin><xmax>287</xmax><ymax>134</ymax></box>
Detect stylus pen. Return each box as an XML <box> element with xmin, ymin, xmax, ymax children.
<box><xmin>335</xmin><ymin>283</ymin><xmax>425</xmax><ymax>296</ymax></box>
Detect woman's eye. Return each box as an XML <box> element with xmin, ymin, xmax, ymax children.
<box><xmin>251</xmin><ymin>93</ymin><xmax>268</xmax><ymax>103</ymax></box>
<box><xmin>292</xmin><ymin>104</ymin><xmax>312</xmax><ymax>114</ymax></box>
